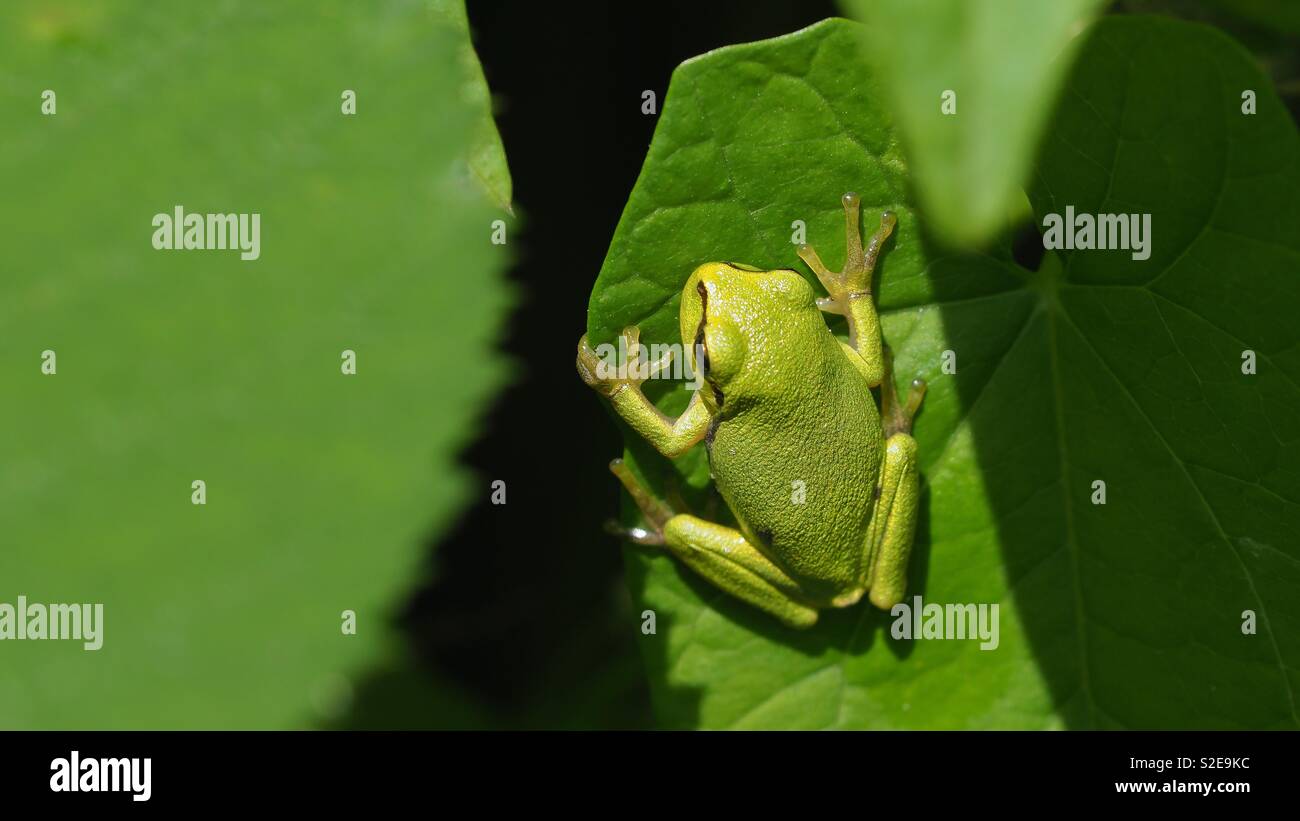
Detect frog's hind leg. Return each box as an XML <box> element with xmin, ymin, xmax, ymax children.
<box><xmin>863</xmin><ymin>434</ymin><xmax>920</xmax><ymax>610</ymax></box>
<box><xmin>605</xmin><ymin>460</ymin><xmax>819</xmax><ymax>629</ymax></box>
<box><xmin>796</xmin><ymin>193</ymin><xmax>895</xmax><ymax>386</ymax></box>
<box><xmin>862</xmin><ymin>353</ymin><xmax>926</xmax><ymax>609</ymax></box>
<box><xmin>605</xmin><ymin>459</ymin><xmax>674</xmax><ymax>545</ymax></box>
<box><xmin>664</xmin><ymin>515</ymin><xmax>819</xmax><ymax>629</ymax></box>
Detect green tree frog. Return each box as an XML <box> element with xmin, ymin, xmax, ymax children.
<box><xmin>576</xmin><ymin>193</ymin><xmax>925</xmax><ymax>629</ymax></box>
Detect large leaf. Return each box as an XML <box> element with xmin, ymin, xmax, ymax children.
<box><xmin>0</xmin><ymin>0</ymin><xmax>511</xmax><ymax>727</ymax></box>
<box><xmin>583</xmin><ymin>17</ymin><xmax>1300</xmax><ymax>728</ymax></box>
<box><xmin>843</xmin><ymin>0</ymin><xmax>1106</xmax><ymax>247</ymax></box>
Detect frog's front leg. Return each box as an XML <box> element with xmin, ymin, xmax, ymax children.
<box><xmin>606</xmin><ymin>459</ymin><xmax>819</xmax><ymax>629</ymax></box>
<box><xmin>863</xmin><ymin>353</ymin><xmax>927</xmax><ymax>609</ymax></box>
<box><xmin>796</xmin><ymin>192</ymin><xmax>894</xmax><ymax>387</ymax></box>
<box><xmin>576</xmin><ymin>326</ymin><xmax>712</xmax><ymax>459</ymax></box>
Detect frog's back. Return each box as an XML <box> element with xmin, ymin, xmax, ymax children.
<box><xmin>707</xmin><ymin>318</ymin><xmax>884</xmax><ymax>600</ymax></box>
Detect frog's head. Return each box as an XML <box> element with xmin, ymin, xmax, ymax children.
<box><xmin>679</xmin><ymin>262</ymin><xmax>817</xmax><ymax>406</ymax></box>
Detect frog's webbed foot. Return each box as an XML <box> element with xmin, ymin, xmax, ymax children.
<box><xmin>576</xmin><ymin>325</ymin><xmax>673</xmax><ymax>398</ymax></box>
<box><xmin>576</xmin><ymin>327</ymin><xmax>712</xmax><ymax>459</ymax></box>
<box><xmin>796</xmin><ymin>192</ymin><xmax>895</xmax><ymax>311</ymax></box>
<box><xmin>796</xmin><ymin>193</ymin><xmax>894</xmax><ymax>380</ymax></box>
<box><xmin>605</xmin><ymin>460</ymin><xmax>819</xmax><ymax>628</ymax></box>
<box><xmin>880</xmin><ymin>345</ymin><xmax>927</xmax><ymax>437</ymax></box>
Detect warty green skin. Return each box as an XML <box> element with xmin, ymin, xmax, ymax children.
<box><xmin>680</xmin><ymin>264</ymin><xmax>884</xmax><ymax>605</ymax></box>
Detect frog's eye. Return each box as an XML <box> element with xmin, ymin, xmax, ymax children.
<box><xmin>723</xmin><ymin>261</ymin><xmax>765</xmax><ymax>273</ymax></box>
<box><xmin>699</xmin><ymin>317</ymin><xmax>747</xmax><ymax>386</ymax></box>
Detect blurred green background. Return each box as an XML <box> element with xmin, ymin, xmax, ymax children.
<box><xmin>0</xmin><ymin>0</ymin><xmax>513</xmax><ymax>728</ymax></box>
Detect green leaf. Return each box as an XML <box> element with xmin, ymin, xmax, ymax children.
<box><xmin>584</xmin><ymin>16</ymin><xmax>1300</xmax><ymax>728</ymax></box>
<box><xmin>0</xmin><ymin>0</ymin><xmax>511</xmax><ymax>727</ymax></box>
<box><xmin>842</xmin><ymin>0</ymin><xmax>1106</xmax><ymax>247</ymax></box>
<box><xmin>433</xmin><ymin>0</ymin><xmax>513</xmax><ymax>213</ymax></box>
